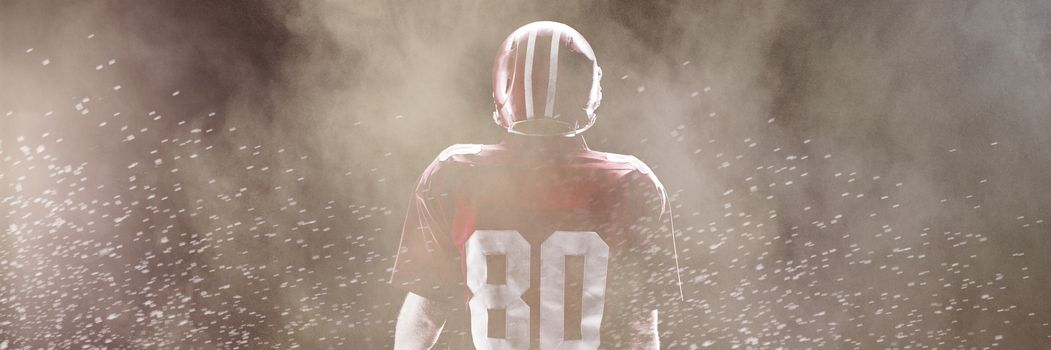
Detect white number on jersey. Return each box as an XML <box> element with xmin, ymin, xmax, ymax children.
<box><xmin>465</xmin><ymin>230</ymin><xmax>610</xmax><ymax>350</ymax></box>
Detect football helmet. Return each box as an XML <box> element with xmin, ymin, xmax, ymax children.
<box><xmin>492</xmin><ymin>21</ymin><xmax>602</xmax><ymax>137</ymax></box>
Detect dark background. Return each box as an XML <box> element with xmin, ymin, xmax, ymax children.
<box><xmin>2</xmin><ymin>1</ymin><xmax>1050</xmax><ymax>348</ymax></box>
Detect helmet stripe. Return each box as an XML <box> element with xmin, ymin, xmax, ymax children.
<box><xmin>544</xmin><ymin>29</ymin><xmax>561</xmax><ymax>118</ymax></box>
<box><xmin>523</xmin><ymin>29</ymin><xmax>537</xmax><ymax>119</ymax></box>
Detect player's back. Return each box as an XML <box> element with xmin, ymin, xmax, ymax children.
<box><xmin>392</xmin><ymin>134</ymin><xmax>679</xmax><ymax>349</ymax></box>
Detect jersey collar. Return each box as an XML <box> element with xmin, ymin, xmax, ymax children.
<box><xmin>500</xmin><ymin>133</ymin><xmax>590</xmax><ymax>152</ymax></box>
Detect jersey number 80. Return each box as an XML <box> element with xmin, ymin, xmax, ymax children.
<box><xmin>466</xmin><ymin>230</ymin><xmax>610</xmax><ymax>350</ymax></box>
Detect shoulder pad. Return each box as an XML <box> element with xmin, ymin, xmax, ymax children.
<box><xmin>437</xmin><ymin>144</ymin><xmax>483</xmax><ymax>161</ymax></box>
<box><xmin>607</xmin><ymin>153</ymin><xmax>667</xmax><ymax>213</ymax></box>
<box><xmin>605</xmin><ymin>153</ymin><xmax>653</xmax><ymax>175</ymax></box>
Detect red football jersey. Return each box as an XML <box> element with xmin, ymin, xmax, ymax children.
<box><xmin>391</xmin><ymin>134</ymin><xmax>681</xmax><ymax>349</ymax></box>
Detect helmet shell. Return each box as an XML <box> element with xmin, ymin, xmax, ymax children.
<box><xmin>493</xmin><ymin>21</ymin><xmax>602</xmax><ymax>136</ymax></box>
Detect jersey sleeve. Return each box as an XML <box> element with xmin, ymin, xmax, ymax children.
<box><xmin>604</xmin><ymin>168</ymin><xmax>683</xmax><ymax>317</ymax></box>
<box><xmin>389</xmin><ymin>157</ymin><xmax>462</xmax><ymax>303</ymax></box>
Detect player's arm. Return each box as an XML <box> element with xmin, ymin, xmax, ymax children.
<box><xmin>394</xmin><ymin>292</ymin><xmax>446</xmax><ymax>350</ymax></box>
<box><xmin>616</xmin><ymin>164</ymin><xmax>682</xmax><ymax>349</ymax></box>
<box><xmin>391</xmin><ymin>155</ymin><xmax>462</xmax><ymax>349</ymax></box>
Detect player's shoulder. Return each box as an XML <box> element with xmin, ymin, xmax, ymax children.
<box><xmin>435</xmin><ymin>143</ymin><xmax>486</xmax><ymax>162</ymax></box>
<box><xmin>431</xmin><ymin>143</ymin><xmax>515</xmax><ymax>165</ymax></box>
<box><xmin>591</xmin><ymin>150</ymin><xmax>667</xmax><ymax>200</ymax></box>
<box><xmin>591</xmin><ymin>151</ymin><xmax>656</xmax><ymax>175</ymax></box>
<box><xmin>415</xmin><ymin>144</ymin><xmax>491</xmax><ymax>191</ymax></box>
<box><xmin>421</xmin><ymin>143</ymin><xmax>503</xmax><ymax>178</ymax></box>
<box><xmin>582</xmin><ymin>150</ymin><xmax>661</xmax><ymax>187</ymax></box>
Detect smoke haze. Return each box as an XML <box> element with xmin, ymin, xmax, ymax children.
<box><xmin>2</xmin><ymin>0</ymin><xmax>1050</xmax><ymax>348</ymax></box>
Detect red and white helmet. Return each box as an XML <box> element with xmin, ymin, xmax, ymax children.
<box><xmin>492</xmin><ymin>21</ymin><xmax>602</xmax><ymax>137</ymax></box>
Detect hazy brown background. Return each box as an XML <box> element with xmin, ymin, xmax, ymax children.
<box><xmin>2</xmin><ymin>0</ymin><xmax>1050</xmax><ymax>348</ymax></box>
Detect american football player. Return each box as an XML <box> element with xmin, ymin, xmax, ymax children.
<box><xmin>391</xmin><ymin>21</ymin><xmax>682</xmax><ymax>350</ymax></box>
